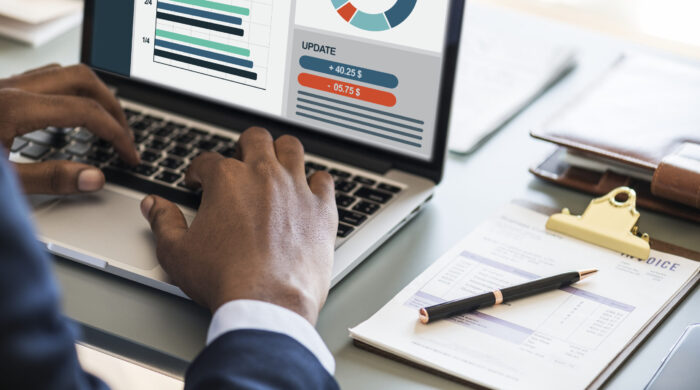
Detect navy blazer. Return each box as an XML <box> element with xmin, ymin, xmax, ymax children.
<box><xmin>0</xmin><ymin>156</ymin><xmax>338</xmax><ymax>390</ymax></box>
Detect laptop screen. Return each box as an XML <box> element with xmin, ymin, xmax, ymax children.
<box><xmin>88</xmin><ymin>1</ymin><xmax>453</xmax><ymax>161</ymax></box>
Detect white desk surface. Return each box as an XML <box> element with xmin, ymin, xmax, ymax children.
<box><xmin>1</xmin><ymin>3</ymin><xmax>698</xmax><ymax>389</ymax></box>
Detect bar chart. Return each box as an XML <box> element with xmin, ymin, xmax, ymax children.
<box><xmin>153</xmin><ymin>0</ymin><xmax>272</xmax><ymax>89</ymax></box>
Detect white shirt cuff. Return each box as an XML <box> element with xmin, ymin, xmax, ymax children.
<box><xmin>207</xmin><ymin>299</ymin><xmax>335</xmax><ymax>375</ymax></box>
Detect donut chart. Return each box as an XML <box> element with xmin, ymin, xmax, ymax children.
<box><xmin>331</xmin><ymin>0</ymin><xmax>418</xmax><ymax>31</ymax></box>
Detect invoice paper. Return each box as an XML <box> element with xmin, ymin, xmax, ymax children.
<box><xmin>350</xmin><ymin>203</ymin><xmax>699</xmax><ymax>390</ymax></box>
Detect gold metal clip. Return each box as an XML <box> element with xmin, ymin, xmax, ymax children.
<box><xmin>546</xmin><ymin>187</ymin><xmax>650</xmax><ymax>259</ymax></box>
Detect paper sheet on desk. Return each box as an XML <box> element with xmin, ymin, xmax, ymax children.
<box><xmin>448</xmin><ymin>9</ymin><xmax>576</xmax><ymax>154</ymax></box>
<box><xmin>350</xmin><ymin>204</ymin><xmax>699</xmax><ymax>390</ymax></box>
<box><xmin>77</xmin><ymin>343</ymin><xmax>183</xmax><ymax>390</ymax></box>
<box><xmin>0</xmin><ymin>0</ymin><xmax>83</xmax><ymax>46</ymax></box>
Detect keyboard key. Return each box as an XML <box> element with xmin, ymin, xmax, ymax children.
<box><xmin>305</xmin><ymin>162</ymin><xmax>327</xmax><ymax>171</ymax></box>
<box><xmin>353</xmin><ymin>201</ymin><xmax>380</xmax><ymax>215</ymax></box>
<box><xmin>336</xmin><ymin>194</ymin><xmax>356</xmax><ymax>208</ymax></box>
<box><xmin>189</xmin><ymin>128</ymin><xmax>208</xmax><ymax>136</ymax></box>
<box><xmin>46</xmin><ymin>126</ymin><xmax>74</xmax><ymax>135</ymax></box>
<box><xmin>329</xmin><ymin>168</ymin><xmax>351</xmax><ymax>178</ymax></box>
<box><xmin>355</xmin><ymin>187</ymin><xmax>393</xmax><ymax>204</ymax></box>
<box><xmin>378</xmin><ymin>183</ymin><xmax>402</xmax><ymax>193</ymax></box>
<box><xmin>94</xmin><ymin>139</ymin><xmax>113</xmax><ymax>150</ymax></box>
<box><xmin>10</xmin><ymin>138</ymin><xmax>28</xmax><ymax>152</ymax></box>
<box><xmin>155</xmin><ymin>171</ymin><xmax>182</xmax><ymax>184</ymax></box>
<box><xmin>219</xmin><ymin>147</ymin><xmax>236</xmax><ymax>158</ymax></box>
<box><xmin>109</xmin><ymin>158</ymin><xmax>131</xmax><ymax>170</ymax></box>
<box><xmin>353</xmin><ymin>176</ymin><xmax>376</xmax><ymax>186</ymax></box>
<box><xmin>212</xmin><ymin>135</ymin><xmax>232</xmax><ymax>143</ymax></box>
<box><xmin>154</xmin><ymin>127</ymin><xmax>176</xmax><ymax>138</ymax></box>
<box><xmin>66</xmin><ymin>142</ymin><xmax>92</xmax><ymax>156</ymax></box>
<box><xmin>196</xmin><ymin>140</ymin><xmax>218</xmax><ymax>151</ymax></box>
<box><xmin>133</xmin><ymin>164</ymin><xmax>158</xmax><ymax>177</ymax></box>
<box><xmin>141</xmin><ymin>150</ymin><xmax>161</xmax><ymax>163</ymax></box>
<box><xmin>88</xmin><ymin>150</ymin><xmax>113</xmax><ymax>163</ymax></box>
<box><xmin>147</xmin><ymin>139</ymin><xmax>168</xmax><ymax>151</ymax></box>
<box><xmin>337</xmin><ymin>224</ymin><xmax>355</xmax><ymax>238</ymax></box>
<box><xmin>159</xmin><ymin>157</ymin><xmax>183</xmax><ymax>170</ymax></box>
<box><xmin>338</xmin><ymin>209</ymin><xmax>367</xmax><ymax>226</ymax></box>
<box><xmin>168</xmin><ymin>146</ymin><xmax>191</xmax><ymax>158</ymax></box>
<box><xmin>175</xmin><ymin>133</ymin><xmax>197</xmax><ymax>144</ymax></box>
<box><xmin>134</xmin><ymin>133</ymin><xmax>149</xmax><ymax>143</ymax></box>
<box><xmin>124</xmin><ymin>108</ymin><xmax>140</xmax><ymax>118</ymax></box>
<box><xmin>72</xmin><ymin>128</ymin><xmax>95</xmax><ymax>142</ymax></box>
<box><xmin>20</xmin><ymin>144</ymin><xmax>50</xmax><ymax>159</ymax></box>
<box><xmin>144</xmin><ymin>115</ymin><xmax>164</xmax><ymax>123</ymax></box>
<box><xmin>131</xmin><ymin>120</ymin><xmax>152</xmax><ymax>132</ymax></box>
<box><xmin>24</xmin><ymin>130</ymin><xmax>66</xmax><ymax>147</ymax></box>
<box><xmin>335</xmin><ymin>180</ymin><xmax>357</xmax><ymax>193</ymax></box>
<box><xmin>46</xmin><ymin>151</ymin><xmax>72</xmax><ymax>161</ymax></box>
<box><xmin>22</xmin><ymin>130</ymin><xmax>53</xmax><ymax>145</ymax></box>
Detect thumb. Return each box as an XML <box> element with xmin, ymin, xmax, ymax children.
<box><xmin>140</xmin><ymin>195</ymin><xmax>188</xmax><ymax>247</ymax></box>
<box><xmin>14</xmin><ymin>161</ymin><xmax>105</xmax><ymax>195</ymax></box>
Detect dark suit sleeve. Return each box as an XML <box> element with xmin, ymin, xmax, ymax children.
<box><xmin>186</xmin><ymin>329</ymin><xmax>340</xmax><ymax>390</ymax></box>
<box><xmin>0</xmin><ymin>157</ymin><xmax>108</xmax><ymax>390</ymax></box>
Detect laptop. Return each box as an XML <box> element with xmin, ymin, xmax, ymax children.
<box><xmin>11</xmin><ymin>0</ymin><xmax>465</xmax><ymax>297</ymax></box>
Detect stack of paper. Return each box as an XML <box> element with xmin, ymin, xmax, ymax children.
<box><xmin>0</xmin><ymin>0</ymin><xmax>83</xmax><ymax>47</ymax></box>
<box><xmin>448</xmin><ymin>7</ymin><xmax>576</xmax><ymax>154</ymax></box>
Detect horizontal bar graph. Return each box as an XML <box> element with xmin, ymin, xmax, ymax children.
<box><xmin>299</xmin><ymin>55</ymin><xmax>399</xmax><ymax>88</ymax></box>
<box><xmin>155</xmin><ymin>49</ymin><xmax>258</xmax><ymax>79</ymax></box>
<box><xmin>296</xmin><ymin>112</ymin><xmax>422</xmax><ymax>147</ymax></box>
<box><xmin>297</xmin><ymin>97</ymin><xmax>421</xmax><ymax>132</ymax></box>
<box><xmin>155</xmin><ymin>39</ymin><xmax>253</xmax><ymax>68</ymax></box>
<box><xmin>169</xmin><ymin>0</ymin><xmax>249</xmax><ymax>16</ymax></box>
<box><xmin>156</xmin><ymin>12</ymin><xmax>244</xmax><ymax>36</ymax></box>
<box><xmin>298</xmin><ymin>91</ymin><xmax>423</xmax><ymax>124</ymax></box>
<box><xmin>156</xmin><ymin>29</ymin><xmax>250</xmax><ymax>57</ymax></box>
<box><xmin>157</xmin><ymin>2</ymin><xmax>242</xmax><ymax>25</ymax></box>
<box><xmin>295</xmin><ymin>93</ymin><xmax>424</xmax><ymax>149</ymax></box>
<box><xmin>298</xmin><ymin>73</ymin><xmax>397</xmax><ymax>107</ymax></box>
<box><xmin>153</xmin><ymin>0</ymin><xmax>272</xmax><ymax>89</ymax></box>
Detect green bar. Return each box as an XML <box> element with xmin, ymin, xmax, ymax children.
<box><xmin>169</xmin><ymin>0</ymin><xmax>250</xmax><ymax>16</ymax></box>
<box><xmin>156</xmin><ymin>29</ymin><xmax>251</xmax><ymax>57</ymax></box>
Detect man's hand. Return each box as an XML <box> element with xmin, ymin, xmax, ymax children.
<box><xmin>140</xmin><ymin>128</ymin><xmax>338</xmax><ymax>325</ymax></box>
<box><xmin>0</xmin><ymin>64</ymin><xmax>140</xmax><ymax>194</ymax></box>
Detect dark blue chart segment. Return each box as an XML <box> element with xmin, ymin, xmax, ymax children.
<box><xmin>157</xmin><ymin>2</ymin><xmax>243</xmax><ymax>25</ymax></box>
<box><xmin>385</xmin><ymin>0</ymin><xmax>417</xmax><ymax>28</ymax></box>
<box><xmin>155</xmin><ymin>39</ymin><xmax>254</xmax><ymax>68</ymax></box>
<box><xmin>299</xmin><ymin>56</ymin><xmax>399</xmax><ymax>88</ymax></box>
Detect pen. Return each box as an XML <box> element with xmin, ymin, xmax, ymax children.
<box><xmin>418</xmin><ymin>269</ymin><xmax>598</xmax><ymax>324</ymax></box>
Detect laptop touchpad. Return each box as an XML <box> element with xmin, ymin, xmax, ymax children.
<box><xmin>32</xmin><ymin>188</ymin><xmax>193</xmax><ymax>271</ymax></box>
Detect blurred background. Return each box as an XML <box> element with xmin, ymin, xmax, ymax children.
<box><xmin>476</xmin><ymin>0</ymin><xmax>700</xmax><ymax>59</ymax></box>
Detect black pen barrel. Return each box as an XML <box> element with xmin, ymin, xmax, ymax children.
<box><xmin>500</xmin><ymin>272</ymin><xmax>580</xmax><ymax>302</ymax></box>
<box><xmin>422</xmin><ymin>292</ymin><xmax>496</xmax><ymax>323</ymax></box>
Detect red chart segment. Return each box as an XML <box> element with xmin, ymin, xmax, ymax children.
<box><xmin>298</xmin><ymin>73</ymin><xmax>397</xmax><ymax>107</ymax></box>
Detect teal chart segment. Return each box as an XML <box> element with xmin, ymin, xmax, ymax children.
<box><xmin>331</xmin><ymin>0</ymin><xmax>418</xmax><ymax>31</ymax></box>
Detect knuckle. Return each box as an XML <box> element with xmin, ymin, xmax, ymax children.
<box><xmin>252</xmin><ymin>159</ymin><xmax>279</xmax><ymax>176</ymax></box>
<box><xmin>49</xmin><ymin>163</ymin><xmax>72</xmax><ymax>192</ymax></box>
<box><xmin>275</xmin><ymin>135</ymin><xmax>303</xmax><ymax>153</ymax></box>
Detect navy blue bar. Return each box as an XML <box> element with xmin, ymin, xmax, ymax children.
<box><xmin>157</xmin><ymin>12</ymin><xmax>244</xmax><ymax>36</ymax></box>
<box><xmin>297</xmin><ymin>97</ymin><xmax>422</xmax><ymax>132</ymax></box>
<box><xmin>157</xmin><ymin>1</ymin><xmax>242</xmax><ymax>25</ymax></box>
<box><xmin>296</xmin><ymin>112</ymin><xmax>421</xmax><ymax>147</ymax></box>
<box><xmin>297</xmin><ymin>105</ymin><xmax>422</xmax><ymax>140</ymax></box>
<box><xmin>299</xmin><ymin>55</ymin><xmax>399</xmax><ymax>89</ymax></box>
<box><xmin>154</xmin><ymin>49</ymin><xmax>258</xmax><ymax>80</ymax></box>
<box><xmin>155</xmin><ymin>39</ymin><xmax>254</xmax><ymax>68</ymax></box>
<box><xmin>298</xmin><ymin>91</ymin><xmax>424</xmax><ymax>125</ymax></box>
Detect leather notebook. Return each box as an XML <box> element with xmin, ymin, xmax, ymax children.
<box><xmin>530</xmin><ymin>55</ymin><xmax>700</xmax><ymax>223</ymax></box>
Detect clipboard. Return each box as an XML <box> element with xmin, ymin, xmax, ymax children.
<box><xmin>353</xmin><ymin>189</ymin><xmax>700</xmax><ymax>390</ymax></box>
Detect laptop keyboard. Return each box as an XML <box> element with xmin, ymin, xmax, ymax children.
<box><xmin>11</xmin><ymin>107</ymin><xmax>404</xmax><ymax>241</ymax></box>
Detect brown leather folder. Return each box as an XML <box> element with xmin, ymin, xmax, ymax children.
<box><xmin>530</xmin><ymin>55</ymin><xmax>700</xmax><ymax>223</ymax></box>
